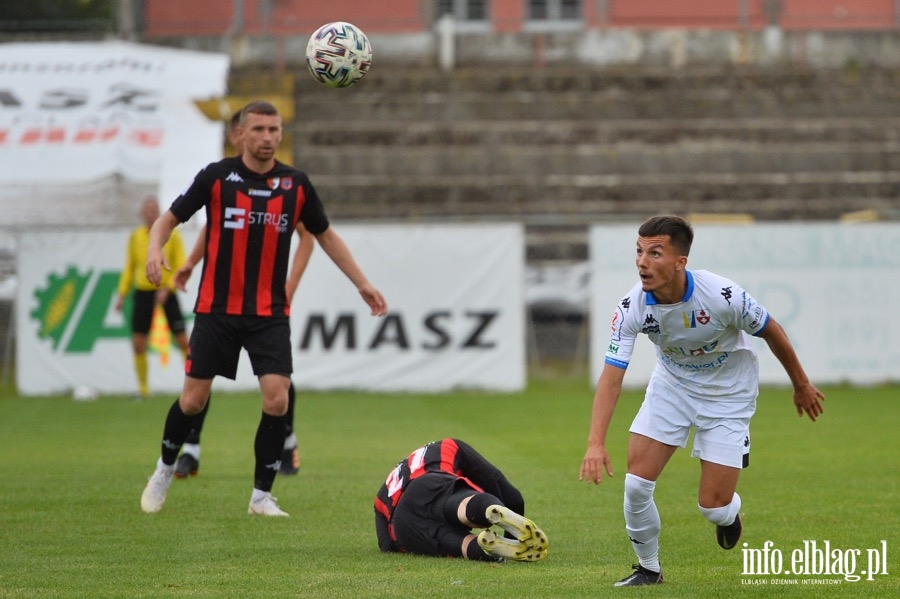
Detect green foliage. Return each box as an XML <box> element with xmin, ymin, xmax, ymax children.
<box><xmin>0</xmin><ymin>379</ymin><xmax>897</xmax><ymax>598</ymax></box>
<box><xmin>0</xmin><ymin>0</ymin><xmax>113</xmax><ymax>32</ymax></box>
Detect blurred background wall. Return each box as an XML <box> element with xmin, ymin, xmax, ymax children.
<box><xmin>2</xmin><ymin>0</ymin><xmax>899</xmax><ymax>380</ymax></box>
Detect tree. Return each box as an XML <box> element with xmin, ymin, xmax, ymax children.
<box><xmin>0</xmin><ymin>0</ymin><xmax>114</xmax><ymax>32</ymax></box>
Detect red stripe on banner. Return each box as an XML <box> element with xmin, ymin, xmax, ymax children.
<box><xmin>227</xmin><ymin>193</ymin><xmax>251</xmax><ymax>315</ymax></box>
<box><xmin>256</xmin><ymin>196</ymin><xmax>282</xmax><ymax>316</ymax></box>
<box><xmin>196</xmin><ymin>181</ymin><xmax>221</xmax><ymax>313</ymax></box>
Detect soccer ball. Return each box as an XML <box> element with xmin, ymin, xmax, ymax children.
<box><xmin>305</xmin><ymin>21</ymin><xmax>373</xmax><ymax>88</ymax></box>
<box><xmin>72</xmin><ymin>384</ymin><xmax>98</xmax><ymax>401</ymax></box>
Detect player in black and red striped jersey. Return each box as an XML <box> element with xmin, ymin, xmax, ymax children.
<box><xmin>169</xmin><ymin>109</ymin><xmax>313</xmax><ymax>480</ymax></box>
<box><xmin>141</xmin><ymin>100</ymin><xmax>388</xmax><ymax>517</ymax></box>
<box><xmin>375</xmin><ymin>438</ymin><xmax>548</xmax><ymax>562</ymax></box>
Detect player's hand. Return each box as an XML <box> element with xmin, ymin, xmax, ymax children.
<box><xmin>794</xmin><ymin>382</ymin><xmax>825</xmax><ymax>422</ymax></box>
<box><xmin>146</xmin><ymin>247</ymin><xmax>169</xmax><ymax>287</ymax></box>
<box><xmin>114</xmin><ymin>295</ymin><xmax>124</xmax><ymax>312</ymax></box>
<box><xmin>359</xmin><ymin>283</ymin><xmax>388</xmax><ymax>316</ymax></box>
<box><xmin>173</xmin><ymin>264</ymin><xmax>194</xmax><ymax>292</ymax></box>
<box><xmin>580</xmin><ymin>444</ymin><xmax>614</xmax><ymax>485</ymax></box>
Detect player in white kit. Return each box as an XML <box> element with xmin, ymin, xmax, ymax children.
<box><xmin>579</xmin><ymin>215</ymin><xmax>825</xmax><ymax>586</ymax></box>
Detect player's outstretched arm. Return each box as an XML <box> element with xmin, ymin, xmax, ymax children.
<box><xmin>174</xmin><ymin>224</ymin><xmax>207</xmax><ymax>292</ymax></box>
<box><xmin>580</xmin><ymin>363</ymin><xmax>625</xmax><ymax>485</ymax></box>
<box><xmin>313</xmin><ymin>227</ymin><xmax>388</xmax><ymax>316</ymax></box>
<box><xmin>758</xmin><ymin>317</ymin><xmax>825</xmax><ymax>421</ymax></box>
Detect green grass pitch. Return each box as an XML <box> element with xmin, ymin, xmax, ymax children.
<box><xmin>1</xmin><ymin>377</ymin><xmax>897</xmax><ymax>598</ymax></box>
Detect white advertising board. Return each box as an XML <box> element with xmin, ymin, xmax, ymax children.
<box><xmin>0</xmin><ymin>41</ymin><xmax>228</xmax><ymax>224</ymax></box>
<box><xmin>17</xmin><ymin>223</ymin><xmax>525</xmax><ymax>395</ymax></box>
<box><xmin>0</xmin><ymin>41</ymin><xmax>228</xmax><ymax>185</ymax></box>
<box><xmin>590</xmin><ymin>223</ymin><xmax>900</xmax><ymax>388</ymax></box>
<box><xmin>292</xmin><ymin>223</ymin><xmax>526</xmax><ymax>392</ymax></box>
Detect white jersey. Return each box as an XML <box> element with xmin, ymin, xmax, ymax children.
<box><xmin>605</xmin><ymin>270</ymin><xmax>769</xmax><ymax>397</ymax></box>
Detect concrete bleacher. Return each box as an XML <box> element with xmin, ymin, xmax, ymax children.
<box><xmin>284</xmin><ymin>65</ymin><xmax>900</xmax><ymax>260</ymax></box>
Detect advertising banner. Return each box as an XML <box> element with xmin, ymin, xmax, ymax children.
<box><xmin>590</xmin><ymin>223</ymin><xmax>900</xmax><ymax>387</ymax></box>
<box><xmin>17</xmin><ymin>223</ymin><xmax>525</xmax><ymax>395</ymax></box>
<box><xmin>0</xmin><ymin>41</ymin><xmax>228</xmax><ymax>185</ymax></box>
<box><xmin>0</xmin><ymin>41</ymin><xmax>229</xmax><ymax>226</ymax></box>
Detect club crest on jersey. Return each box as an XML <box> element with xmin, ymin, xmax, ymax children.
<box><xmin>267</xmin><ymin>176</ymin><xmax>293</xmax><ymax>190</ymax></box>
<box><xmin>683</xmin><ymin>309</ymin><xmax>711</xmax><ymax>328</ymax></box>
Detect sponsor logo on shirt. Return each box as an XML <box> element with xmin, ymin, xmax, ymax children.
<box><xmin>248</xmin><ymin>188</ymin><xmax>272</xmax><ymax>197</ymax></box>
<box><xmin>641</xmin><ymin>314</ymin><xmax>660</xmax><ymax>334</ymax></box>
<box><xmin>223</xmin><ymin>207</ymin><xmax>290</xmax><ymax>231</ymax></box>
<box><xmin>689</xmin><ymin>340</ymin><xmax>719</xmax><ymax>356</ymax></box>
<box><xmin>748</xmin><ymin>305</ymin><xmax>765</xmax><ymax>329</ymax></box>
<box><xmin>721</xmin><ymin>286</ymin><xmax>733</xmax><ymax>305</ymax></box>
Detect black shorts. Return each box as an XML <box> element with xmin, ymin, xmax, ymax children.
<box><xmin>131</xmin><ymin>289</ymin><xmax>186</xmax><ymax>335</ymax></box>
<box><xmin>391</xmin><ymin>473</ymin><xmax>479</xmax><ymax>557</ymax></box>
<box><xmin>187</xmin><ymin>312</ymin><xmax>293</xmax><ymax>380</ymax></box>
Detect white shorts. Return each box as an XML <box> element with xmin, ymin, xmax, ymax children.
<box><xmin>629</xmin><ymin>372</ymin><xmax>756</xmax><ymax>469</ymax></box>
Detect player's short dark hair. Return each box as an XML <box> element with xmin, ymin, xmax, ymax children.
<box><xmin>230</xmin><ymin>110</ymin><xmax>241</xmax><ymax>130</ymax></box>
<box><xmin>638</xmin><ymin>215</ymin><xmax>694</xmax><ymax>256</ymax></box>
<box><xmin>240</xmin><ymin>100</ymin><xmax>279</xmax><ymax>125</ymax></box>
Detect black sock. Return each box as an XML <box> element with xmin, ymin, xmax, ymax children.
<box><xmin>184</xmin><ymin>393</ymin><xmax>211</xmax><ymax>444</ymax></box>
<box><xmin>161</xmin><ymin>398</ymin><xmax>193</xmax><ymax>465</ymax></box>
<box><xmin>254</xmin><ymin>412</ymin><xmax>287</xmax><ymax>492</ymax></box>
<box><xmin>465</xmin><ymin>538</ymin><xmax>499</xmax><ymax>562</ymax></box>
<box><xmin>285</xmin><ymin>383</ymin><xmax>296</xmax><ymax>439</ymax></box>
<box><xmin>463</xmin><ymin>492</ymin><xmax>503</xmax><ymax>528</ymax></box>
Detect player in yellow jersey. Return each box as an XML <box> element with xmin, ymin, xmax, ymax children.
<box><xmin>116</xmin><ymin>196</ymin><xmax>190</xmax><ymax>398</ymax></box>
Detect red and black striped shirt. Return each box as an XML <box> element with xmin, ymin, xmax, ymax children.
<box><xmin>170</xmin><ymin>157</ymin><xmax>329</xmax><ymax>317</ymax></box>
<box><xmin>374</xmin><ymin>438</ymin><xmax>488</xmax><ymax>552</ymax></box>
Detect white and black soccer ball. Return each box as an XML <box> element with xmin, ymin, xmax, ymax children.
<box><xmin>72</xmin><ymin>384</ymin><xmax>98</xmax><ymax>401</ymax></box>
<box><xmin>305</xmin><ymin>21</ymin><xmax>373</xmax><ymax>88</ymax></box>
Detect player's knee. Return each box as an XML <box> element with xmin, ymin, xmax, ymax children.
<box><xmin>624</xmin><ymin>473</ymin><xmax>656</xmax><ymax>510</ymax></box>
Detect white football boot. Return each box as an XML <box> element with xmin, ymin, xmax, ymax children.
<box><xmin>141</xmin><ymin>466</ymin><xmax>174</xmax><ymax>513</ymax></box>
<box><xmin>248</xmin><ymin>492</ymin><xmax>289</xmax><ymax>517</ymax></box>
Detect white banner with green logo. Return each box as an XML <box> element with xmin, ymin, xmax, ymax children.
<box><xmin>17</xmin><ymin>223</ymin><xmax>526</xmax><ymax>395</ymax></box>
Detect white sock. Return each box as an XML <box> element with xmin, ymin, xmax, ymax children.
<box><xmin>699</xmin><ymin>493</ymin><xmax>742</xmax><ymax>526</ymax></box>
<box><xmin>283</xmin><ymin>433</ymin><xmax>297</xmax><ymax>451</ymax></box>
<box><xmin>624</xmin><ymin>473</ymin><xmax>661</xmax><ymax>572</ymax></box>
<box><xmin>182</xmin><ymin>443</ymin><xmax>200</xmax><ymax>460</ymax></box>
<box><xmin>157</xmin><ymin>457</ymin><xmax>175</xmax><ymax>474</ymax></box>
<box><xmin>251</xmin><ymin>488</ymin><xmax>270</xmax><ymax>503</ymax></box>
